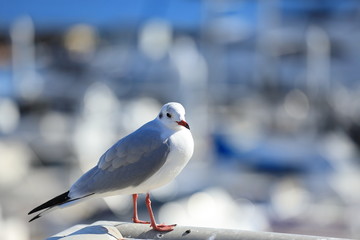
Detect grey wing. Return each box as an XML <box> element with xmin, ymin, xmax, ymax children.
<box><xmin>69</xmin><ymin>124</ymin><xmax>171</xmax><ymax>198</ymax></box>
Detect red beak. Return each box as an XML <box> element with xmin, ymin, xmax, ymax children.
<box><xmin>177</xmin><ymin>120</ymin><xmax>190</xmax><ymax>130</ymax></box>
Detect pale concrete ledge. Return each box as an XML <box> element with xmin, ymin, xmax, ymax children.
<box><xmin>47</xmin><ymin>221</ymin><xmax>354</xmax><ymax>240</ymax></box>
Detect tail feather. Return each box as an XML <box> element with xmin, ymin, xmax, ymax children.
<box><xmin>28</xmin><ymin>191</ymin><xmax>70</xmax><ymax>216</ymax></box>
<box><xmin>29</xmin><ymin>213</ymin><xmax>42</xmax><ymax>222</ymax></box>
<box><xmin>29</xmin><ymin>204</ymin><xmax>60</xmax><ymax>222</ymax></box>
<box><xmin>28</xmin><ymin>191</ymin><xmax>95</xmax><ymax>222</ymax></box>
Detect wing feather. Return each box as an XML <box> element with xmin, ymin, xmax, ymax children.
<box><xmin>69</xmin><ymin>121</ymin><xmax>171</xmax><ymax>198</ymax></box>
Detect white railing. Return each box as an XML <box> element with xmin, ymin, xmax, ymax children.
<box><xmin>47</xmin><ymin>221</ymin><xmax>353</xmax><ymax>240</ymax></box>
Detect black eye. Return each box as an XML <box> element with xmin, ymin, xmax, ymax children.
<box><xmin>159</xmin><ymin>113</ymin><xmax>163</xmax><ymax>119</ymax></box>
<box><xmin>166</xmin><ymin>113</ymin><xmax>172</xmax><ymax>118</ymax></box>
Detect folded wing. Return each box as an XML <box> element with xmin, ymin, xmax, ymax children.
<box><xmin>69</xmin><ymin>122</ymin><xmax>171</xmax><ymax>198</ymax></box>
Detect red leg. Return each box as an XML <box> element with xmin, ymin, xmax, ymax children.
<box><xmin>132</xmin><ymin>194</ymin><xmax>150</xmax><ymax>224</ymax></box>
<box><xmin>145</xmin><ymin>193</ymin><xmax>176</xmax><ymax>232</ymax></box>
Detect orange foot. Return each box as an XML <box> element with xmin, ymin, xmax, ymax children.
<box><xmin>132</xmin><ymin>218</ymin><xmax>150</xmax><ymax>224</ymax></box>
<box><xmin>151</xmin><ymin>223</ymin><xmax>177</xmax><ymax>232</ymax></box>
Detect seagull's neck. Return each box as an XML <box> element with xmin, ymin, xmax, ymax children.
<box><xmin>154</xmin><ymin>118</ymin><xmax>182</xmax><ymax>133</ymax></box>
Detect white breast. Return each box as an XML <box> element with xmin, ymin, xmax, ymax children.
<box><xmin>132</xmin><ymin>129</ymin><xmax>194</xmax><ymax>193</ymax></box>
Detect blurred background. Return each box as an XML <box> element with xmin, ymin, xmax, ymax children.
<box><xmin>1</xmin><ymin>0</ymin><xmax>360</xmax><ymax>239</ymax></box>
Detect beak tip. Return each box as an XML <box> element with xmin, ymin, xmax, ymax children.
<box><xmin>177</xmin><ymin>120</ymin><xmax>190</xmax><ymax>130</ymax></box>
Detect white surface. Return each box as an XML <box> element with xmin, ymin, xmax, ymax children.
<box><xmin>47</xmin><ymin>221</ymin><xmax>123</xmax><ymax>240</ymax></box>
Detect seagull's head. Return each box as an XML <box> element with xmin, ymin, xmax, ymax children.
<box><xmin>157</xmin><ymin>102</ymin><xmax>190</xmax><ymax>130</ymax></box>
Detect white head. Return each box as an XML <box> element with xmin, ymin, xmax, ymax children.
<box><xmin>157</xmin><ymin>102</ymin><xmax>190</xmax><ymax>130</ymax></box>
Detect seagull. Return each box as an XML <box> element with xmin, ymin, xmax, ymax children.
<box><xmin>28</xmin><ymin>102</ymin><xmax>194</xmax><ymax>232</ymax></box>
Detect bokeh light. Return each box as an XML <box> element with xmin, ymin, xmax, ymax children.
<box><xmin>1</xmin><ymin>1</ymin><xmax>360</xmax><ymax>239</ymax></box>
